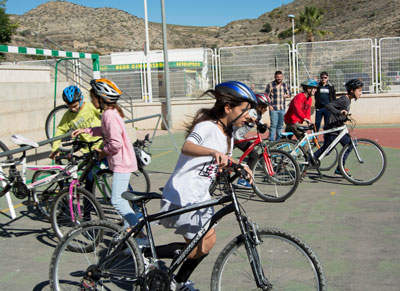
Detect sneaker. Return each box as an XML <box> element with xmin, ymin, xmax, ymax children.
<box><xmin>235</xmin><ymin>179</ymin><xmax>252</xmax><ymax>189</ymax></box>
<box><xmin>135</xmin><ymin>236</ymin><xmax>150</xmax><ymax>249</ymax></box>
<box><xmin>334</xmin><ymin>168</ymin><xmax>351</xmax><ymax>177</ymax></box>
<box><xmin>170</xmin><ymin>278</ymin><xmax>199</xmax><ymax>291</ymax></box>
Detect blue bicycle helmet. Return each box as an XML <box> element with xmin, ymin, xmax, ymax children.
<box><xmin>301</xmin><ymin>79</ymin><xmax>319</xmax><ymax>88</ymax></box>
<box><xmin>62</xmin><ymin>85</ymin><xmax>83</xmax><ymax>106</ymax></box>
<box><xmin>215</xmin><ymin>81</ymin><xmax>258</xmax><ymax>106</ymax></box>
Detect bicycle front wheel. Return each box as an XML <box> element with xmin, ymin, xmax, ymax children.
<box><xmin>45</xmin><ymin>104</ymin><xmax>69</xmax><ymax>140</ymax></box>
<box><xmin>50</xmin><ymin>187</ymin><xmax>105</xmax><ymax>241</ymax></box>
<box><xmin>130</xmin><ymin>167</ymin><xmax>151</xmax><ymax>193</ymax></box>
<box><xmin>32</xmin><ymin>170</ymin><xmax>63</xmax><ymax>220</ymax></box>
<box><xmin>338</xmin><ymin>138</ymin><xmax>387</xmax><ymax>185</ymax></box>
<box><xmin>251</xmin><ymin>149</ymin><xmax>300</xmax><ymax>202</ymax></box>
<box><xmin>49</xmin><ymin>220</ymin><xmax>144</xmax><ymax>291</ymax></box>
<box><xmin>269</xmin><ymin>140</ymin><xmax>308</xmax><ymax>173</ymax></box>
<box><xmin>211</xmin><ymin>228</ymin><xmax>326</xmax><ymax>290</ymax></box>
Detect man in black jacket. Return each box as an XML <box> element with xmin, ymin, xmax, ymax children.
<box><xmin>314</xmin><ymin>72</ymin><xmax>336</xmax><ymax>132</ymax></box>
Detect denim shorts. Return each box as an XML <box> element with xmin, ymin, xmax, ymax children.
<box><xmin>159</xmin><ymin>199</ymin><xmax>214</xmax><ymax>240</ymax></box>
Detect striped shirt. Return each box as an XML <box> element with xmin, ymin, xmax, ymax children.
<box><xmin>265</xmin><ymin>80</ymin><xmax>291</xmax><ymax>111</ymax></box>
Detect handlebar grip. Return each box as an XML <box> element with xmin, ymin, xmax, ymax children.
<box><xmin>55</xmin><ymin>153</ymin><xmax>72</xmax><ymax>164</ymax></box>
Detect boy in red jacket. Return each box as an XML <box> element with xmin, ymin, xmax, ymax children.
<box><xmin>284</xmin><ymin>79</ymin><xmax>318</xmax><ymax>139</ymax></box>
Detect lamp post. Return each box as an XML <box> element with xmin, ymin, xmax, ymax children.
<box><xmin>288</xmin><ymin>14</ymin><xmax>296</xmax><ymax>94</ymax></box>
<box><xmin>144</xmin><ymin>0</ymin><xmax>152</xmax><ymax>103</ymax></box>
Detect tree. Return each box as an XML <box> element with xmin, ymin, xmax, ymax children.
<box><xmin>295</xmin><ymin>6</ymin><xmax>331</xmax><ymax>73</ymax></box>
<box><xmin>260</xmin><ymin>22</ymin><xmax>272</xmax><ymax>33</ymax></box>
<box><xmin>0</xmin><ymin>0</ymin><xmax>18</xmax><ymax>44</ymax></box>
<box><xmin>296</xmin><ymin>6</ymin><xmax>330</xmax><ymax>42</ymax></box>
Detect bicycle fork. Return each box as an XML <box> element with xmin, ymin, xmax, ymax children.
<box><xmin>69</xmin><ymin>180</ymin><xmax>81</xmax><ymax>222</ymax></box>
<box><xmin>262</xmin><ymin>147</ymin><xmax>275</xmax><ymax>177</ymax></box>
<box><xmin>239</xmin><ymin>216</ymin><xmax>272</xmax><ymax>290</ymax></box>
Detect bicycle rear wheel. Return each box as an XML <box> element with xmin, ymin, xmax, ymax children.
<box><xmin>49</xmin><ymin>220</ymin><xmax>144</xmax><ymax>290</ymax></box>
<box><xmin>338</xmin><ymin>138</ymin><xmax>386</xmax><ymax>185</ymax></box>
<box><xmin>251</xmin><ymin>149</ymin><xmax>300</xmax><ymax>202</ymax></box>
<box><xmin>45</xmin><ymin>104</ymin><xmax>69</xmax><ymax>140</ymax></box>
<box><xmin>32</xmin><ymin>170</ymin><xmax>64</xmax><ymax>220</ymax></box>
<box><xmin>50</xmin><ymin>187</ymin><xmax>105</xmax><ymax>242</ymax></box>
<box><xmin>211</xmin><ymin>228</ymin><xmax>326</xmax><ymax>290</ymax></box>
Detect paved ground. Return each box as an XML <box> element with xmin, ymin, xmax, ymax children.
<box><xmin>0</xmin><ymin>127</ymin><xmax>399</xmax><ymax>290</ymax></box>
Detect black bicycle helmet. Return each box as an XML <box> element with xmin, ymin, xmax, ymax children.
<box><xmin>62</xmin><ymin>85</ymin><xmax>83</xmax><ymax>105</ymax></box>
<box><xmin>215</xmin><ymin>81</ymin><xmax>258</xmax><ymax>107</ymax></box>
<box><xmin>90</xmin><ymin>78</ymin><xmax>122</xmax><ymax>103</ymax></box>
<box><xmin>345</xmin><ymin>79</ymin><xmax>363</xmax><ymax>92</ymax></box>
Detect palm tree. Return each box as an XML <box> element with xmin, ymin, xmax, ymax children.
<box><xmin>295</xmin><ymin>6</ymin><xmax>331</xmax><ymax>77</ymax></box>
<box><xmin>296</xmin><ymin>6</ymin><xmax>330</xmax><ymax>42</ymax></box>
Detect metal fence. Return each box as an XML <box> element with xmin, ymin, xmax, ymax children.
<box><xmin>297</xmin><ymin>39</ymin><xmax>375</xmax><ymax>93</ymax></box>
<box><xmin>9</xmin><ymin>37</ymin><xmax>400</xmax><ymax>99</ymax></box>
<box><xmin>379</xmin><ymin>37</ymin><xmax>400</xmax><ymax>92</ymax></box>
<box><xmin>218</xmin><ymin>44</ymin><xmax>291</xmax><ymax>93</ymax></box>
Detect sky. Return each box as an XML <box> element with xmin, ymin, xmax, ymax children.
<box><xmin>5</xmin><ymin>0</ymin><xmax>294</xmax><ymax>27</ymax></box>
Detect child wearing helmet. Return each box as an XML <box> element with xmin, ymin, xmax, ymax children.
<box><xmin>314</xmin><ymin>79</ymin><xmax>363</xmax><ymax>175</ymax></box>
<box><xmin>284</xmin><ymin>79</ymin><xmax>318</xmax><ymax>139</ymax></box>
<box><xmin>49</xmin><ymin>85</ymin><xmax>102</xmax><ymax>159</ymax></box>
<box><xmin>72</xmin><ymin>79</ymin><xmax>144</xmax><ymax>237</ymax></box>
<box><xmin>149</xmin><ymin>81</ymin><xmax>255</xmax><ymax>290</ymax></box>
<box><xmin>232</xmin><ymin>92</ymin><xmax>270</xmax><ymax>189</ymax></box>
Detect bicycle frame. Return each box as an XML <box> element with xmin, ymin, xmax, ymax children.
<box><xmin>99</xmin><ymin>171</ymin><xmax>270</xmax><ymax>288</ymax></box>
<box><xmin>235</xmin><ymin>132</ymin><xmax>275</xmax><ymax>176</ymax></box>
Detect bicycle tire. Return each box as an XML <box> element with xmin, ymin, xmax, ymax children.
<box><xmin>251</xmin><ymin>149</ymin><xmax>300</xmax><ymax>202</ymax></box>
<box><xmin>31</xmin><ymin>170</ymin><xmax>63</xmax><ymax>220</ymax></box>
<box><xmin>50</xmin><ymin>187</ymin><xmax>105</xmax><ymax>242</ymax></box>
<box><xmin>338</xmin><ymin>138</ymin><xmax>386</xmax><ymax>185</ymax></box>
<box><xmin>49</xmin><ymin>220</ymin><xmax>144</xmax><ymax>290</ymax></box>
<box><xmin>45</xmin><ymin>105</ymin><xmax>69</xmax><ymax>140</ymax></box>
<box><xmin>0</xmin><ymin>140</ymin><xmax>13</xmax><ymax>161</ymax></box>
<box><xmin>312</xmin><ymin>142</ymin><xmax>338</xmax><ymax>171</ymax></box>
<box><xmin>269</xmin><ymin>139</ymin><xmax>308</xmax><ymax>173</ymax></box>
<box><xmin>211</xmin><ymin>227</ymin><xmax>327</xmax><ymax>291</ymax></box>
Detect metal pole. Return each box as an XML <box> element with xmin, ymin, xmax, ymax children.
<box><xmin>289</xmin><ymin>14</ymin><xmax>296</xmax><ymax>95</ymax></box>
<box><xmin>161</xmin><ymin>0</ymin><xmax>172</xmax><ymax>128</ymax></box>
<box><xmin>144</xmin><ymin>0</ymin><xmax>153</xmax><ymax>103</ymax></box>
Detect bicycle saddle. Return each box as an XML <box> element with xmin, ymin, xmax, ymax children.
<box><xmin>297</xmin><ymin>126</ymin><xmax>312</xmax><ymax>132</ymax></box>
<box><xmin>122</xmin><ymin>190</ymin><xmax>162</xmax><ymax>202</ymax></box>
<box><xmin>10</xmin><ymin>134</ymin><xmax>39</xmax><ymax>148</ymax></box>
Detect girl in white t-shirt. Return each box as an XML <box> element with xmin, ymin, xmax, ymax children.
<box><xmin>150</xmin><ymin>81</ymin><xmax>258</xmax><ymax>290</ymax></box>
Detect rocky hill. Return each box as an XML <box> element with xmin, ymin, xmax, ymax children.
<box><xmin>6</xmin><ymin>0</ymin><xmax>400</xmax><ymax>58</ymax></box>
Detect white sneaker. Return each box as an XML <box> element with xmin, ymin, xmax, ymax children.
<box><xmin>170</xmin><ymin>279</ymin><xmax>199</xmax><ymax>291</ymax></box>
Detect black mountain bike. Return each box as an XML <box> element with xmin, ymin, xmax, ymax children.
<box><xmin>49</xmin><ymin>163</ymin><xmax>326</xmax><ymax>290</ymax></box>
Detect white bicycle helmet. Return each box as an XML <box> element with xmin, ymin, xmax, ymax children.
<box><xmin>137</xmin><ymin>149</ymin><xmax>151</xmax><ymax>166</ymax></box>
<box><xmin>90</xmin><ymin>78</ymin><xmax>122</xmax><ymax>103</ymax></box>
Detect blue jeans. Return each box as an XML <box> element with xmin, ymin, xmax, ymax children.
<box><xmin>111</xmin><ymin>172</ymin><xmax>139</xmax><ymax>228</ymax></box>
<box><xmin>269</xmin><ymin>110</ymin><xmax>285</xmax><ymax>141</ymax></box>
<box><xmin>315</xmin><ymin>107</ymin><xmax>331</xmax><ymax>132</ymax></box>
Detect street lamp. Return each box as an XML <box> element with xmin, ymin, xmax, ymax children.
<box><xmin>288</xmin><ymin>14</ymin><xmax>296</xmax><ymax>94</ymax></box>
